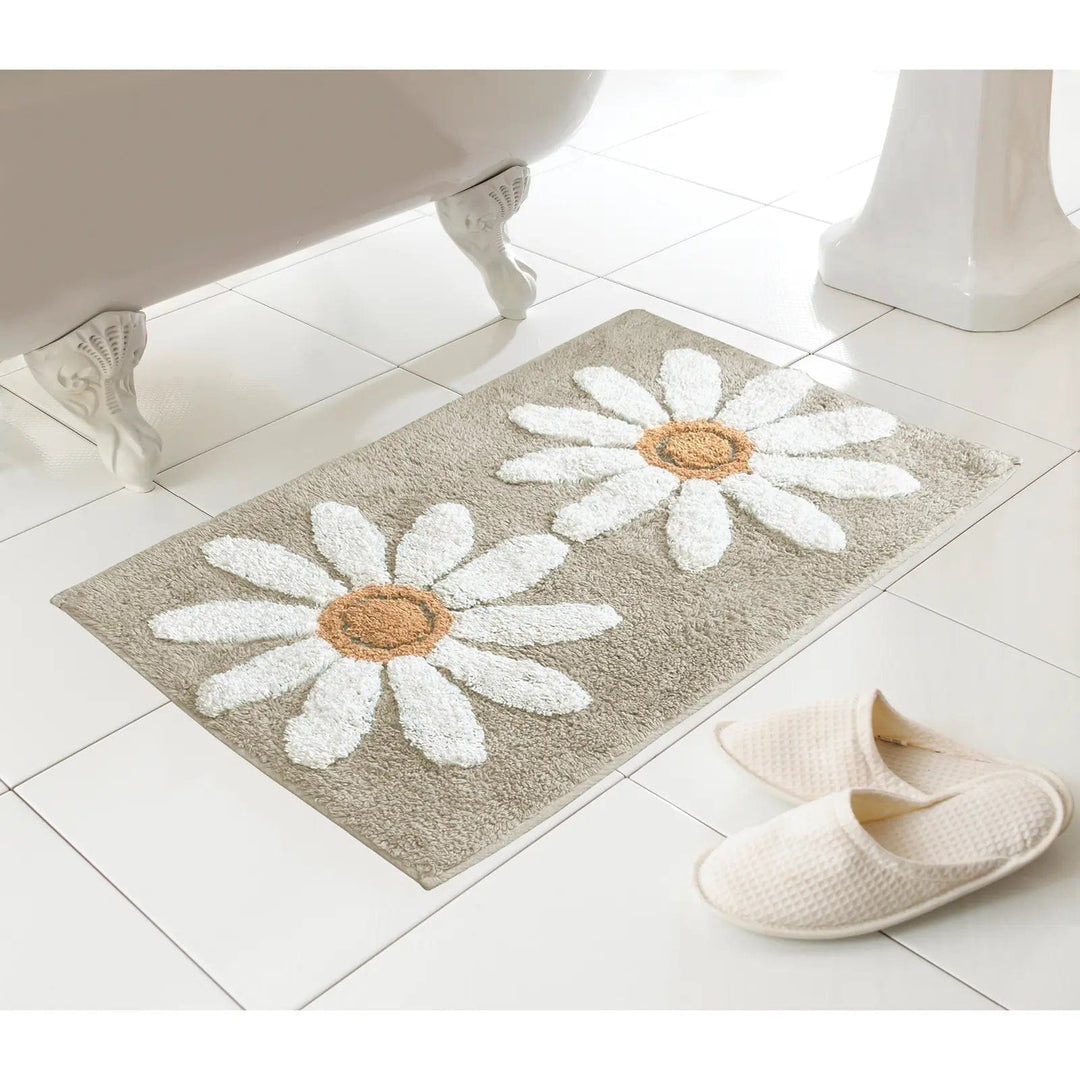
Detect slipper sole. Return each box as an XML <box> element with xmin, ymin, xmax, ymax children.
<box><xmin>695</xmin><ymin>775</ymin><xmax>1067</xmax><ymax>939</ymax></box>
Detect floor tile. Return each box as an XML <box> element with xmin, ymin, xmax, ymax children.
<box><xmin>217</xmin><ymin>210</ymin><xmax>423</xmax><ymax>288</ymax></box>
<box><xmin>510</xmin><ymin>155</ymin><xmax>756</xmax><ymax>275</ymax></box>
<box><xmin>530</xmin><ymin>144</ymin><xmax>591</xmax><ymax>174</ymax></box>
<box><xmin>235</xmin><ymin>215</ymin><xmax>591</xmax><ymax>364</ymax></box>
<box><xmin>405</xmin><ymin>277</ymin><xmax>804</xmax><ymax>395</ymax></box>
<box><xmin>144</xmin><ymin>282</ymin><xmax>228</xmax><ymax>321</ymax></box>
<box><xmin>818</xmin><ymin>302</ymin><xmax>1080</xmax><ymax>449</ymax></box>
<box><xmin>890</xmin><ymin>454</ymin><xmax>1080</xmax><ymax>676</ymax></box>
<box><xmin>0</xmin><ymin>793</ymin><xmax>234</xmax><ymax>1009</ymax></box>
<box><xmin>634</xmin><ymin>592</ymin><xmax>1080</xmax><ymax>1009</ymax></box>
<box><xmin>0</xmin><ymin>487</ymin><xmax>205</xmax><ymax>785</ymax></box>
<box><xmin>19</xmin><ymin>704</ymin><xmax>620</xmax><ymax>1009</ymax></box>
<box><xmin>606</xmin><ymin>73</ymin><xmax>895</xmax><ymax>202</ymax></box>
<box><xmin>0</xmin><ymin>386</ymin><xmax>120</xmax><ymax>541</ymax></box>
<box><xmin>793</xmin><ymin>355</ymin><xmax>1070</xmax><ymax>586</ymax></box>
<box><xmin>567</xmin><ymin>71</ymin><xmax>775</xmax><ymax>153</ymax></box>
<box><xmin>159</xmin><ymin>368</ymin><xmax>456</xmax><ymax>515</ymax></box>
<box><xmin>2</xmin><ymin>291</ymin><xmax>394</xmax><ymax>471</ymax></box>
<box><xmin>0</xmin><ymin>284</ymin><xmax>231</xmax><ymax>383</ymax></box>
<box><xmin>612</xmin><ymin>207</ymin><xmax>890</xmax><ymax>351</ymax></box>
<box><xmin>774</xmin><ymin>158</ymin><xmax>879</xmax><ymax>224</ymax></box>
<box><xmin>309</xmin><ymin>780</ymin><xmax>991</xmax><ymax>1009</ymax></box>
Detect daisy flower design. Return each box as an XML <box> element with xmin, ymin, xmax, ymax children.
<box><xmin>498</xmin><ymin>349</ymin><xmax>920</xmax><ymax>572</ymax></box>
<box><xmin>149</xmin><ymin>502</ymin><xmax>620</xmax><ymax>770</ymax></box>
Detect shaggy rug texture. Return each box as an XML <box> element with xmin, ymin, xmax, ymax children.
<box><xmin>54</xmin><ymin>311</ymin><xmax>1015</xmax><ymax>886</ymax></box>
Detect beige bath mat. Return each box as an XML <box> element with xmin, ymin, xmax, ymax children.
<box><xmin>54</xmin><ymin>311</ymin><xmax>1015</xmax><ymax>886</ymax></box>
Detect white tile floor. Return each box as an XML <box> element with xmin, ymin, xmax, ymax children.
<box><xmin>1</xmin><ymin>70</ymin><xmax>1078</xmax><ymax>1010</ymax></box>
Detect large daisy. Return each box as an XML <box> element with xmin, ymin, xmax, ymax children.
<box><xmin>149</xmin><ymin>502</ymin><xmax>620</xmax><ymax>770</ymax></box>
<box><xmin>498</xmin><ymin>349</ymin><xmax>919</xmax><ymax>572</ymax></box>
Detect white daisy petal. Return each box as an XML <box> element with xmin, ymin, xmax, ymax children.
<box><xmin>434</xmin><ymin>534</ymin><xmax>569</xmax><ymax>609</ymax></box>
<box><xmin>721</xmin><ymin>473</ymin><xmax>846</xmax><ymax>552</ymax></box>
<box><xmin>283</xmin><ymin>658</ymin><xmax>382</xmax><ymax>769</ymax></box>
<box><xmin>393</xmin><ymin>503</ymin><xmax>474</xmax><ymax>589</ymax></box>
<box><xmin>751</xmin><ymin>453</ymin><xmax>921</xmax><ymax>499</ymax></box>
<box><xmin>573</xmin><ymin>366</ymin><xmax>670</xmax><ymax>427</ymax></box>
<box><xmin>202</xmin><ymin>537</ymin><xmax>347</xmax><ymax>605</ymax></box>
<box><xmin>748</xmin><ymin>406</ymin><xmax>898</xmax><ymax>455</ymax></box>
<box><xmin>450</xmin><ymin>602</ymin><xmax>622</xmax><ymax>646</ymax></box>
<box><xmin>386</xmin><ymin>656</ymin><xmax>487</xmax><ymax>767</ymax></box>
<box><xmin>195</xmin><ymin>637</ymin><xmax>338</xmax><ymax>718</ymax></box>
<box><xmin>310</xmin><ymin>502</ymin><xmax>391</xmax><ymax>588</ymax></box>
<box><xmin>552</xmin><ymin>466</ymin><xmax>679</xmax><ymax>543</ymax></box>
<box><xmin>660</xmin><ymin>348</ymin><xmax>723</xmax><ymax>421</ymax></box>
<box><xmin>497</xmin><ymin>446</ymin><xmax>647</xmax><ymax>485</ymax></box>
<box><xmin>430</xmin><ymin>639</ymin><xmax>590</xmax><ymax>715</ymax></box>
<box><xmin>665</xmin><ymin>478</ymin><xmax>732</xmax><ymax>573</ymax></box>
<box><xmin>149</xmin><ymin>600</ymin><xmax>319</xmax><ymax>644</ymax></box>
<box><xmin>509</xmin><ymin>404</ymin><xmax>643</xmax><ymax>447</ymax></box>
<box><xmin>715</xmin><ymin>368</ymin><xmax>814</xmax><ymax>430</ymax></box>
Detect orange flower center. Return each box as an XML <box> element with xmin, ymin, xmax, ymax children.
<box><xmin>318</xmin><ymin>583</ymin><xmax>453</xmax><ymax>662</ymax></box>
<box><xmin>636</xmin><ymin>420</ymin><xmax>754</xmax><ymax>481</ymax></box>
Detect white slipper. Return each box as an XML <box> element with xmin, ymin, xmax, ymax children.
<box><xmin>717</xmin><ymin>690</ymin><xmax>1073</xmax><ymax>828</ymax></box>
<box><xmin>696</xmin><ymin>770</ymin><xmax>1066</xmax><ymax>939</ymax></box>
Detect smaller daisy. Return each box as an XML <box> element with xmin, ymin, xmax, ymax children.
<box><xmin>497</xmin><ymin>349</ymin><xmax>919</xmax><ymax>572</ymax></box>
<box><xmin>149</xmin><ymin>502</ymin><xmax>620</xmax><ymax>770</ymax></box>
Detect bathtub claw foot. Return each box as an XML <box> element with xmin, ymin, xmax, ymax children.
<box><xmin>437</xmin><ymin>164</ymin><xmax>537</xmax><ymax>320</ymax></box>
<box><xmin>24</xmin><ymin>310</ymin><xmax>163</xmax><ymax>492</ymax></box>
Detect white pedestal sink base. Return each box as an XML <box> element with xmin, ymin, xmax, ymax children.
<box><xmin>819</xmin><ymin>70</ymin><xmax>1080</xmax><ymax>332</ymax></box>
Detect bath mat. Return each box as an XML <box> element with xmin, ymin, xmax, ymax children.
<box><xmin>54</xmin><ymin>311</ymin><xmax>1015</xmax><ymax>887</ymax></box>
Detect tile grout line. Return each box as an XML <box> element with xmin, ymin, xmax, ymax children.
<box><xmin>0</xmin><ymin>484</ymin><xmax>126</xmax><ymax>546</ymax></box>
<box><xmin>583</xmin><ymin>107</ymin><xmax>716</xmax><ymax>157</ymax></box>
<box><xmin>597</xmin><ymin>141</ymin><xmax>876</xmax><ymax>208</ymax></box>
<box><xmin>150</xmin><ymin>363</ymin><xmax>410</xmax><ymax>490</ymax></box>
<box><xmin>216</xmin><ymin>210</ymin><xmax>427</xmax><ymax>292</ymax></box>
<box><xmin>597</xmin><ymin>266</ymin><xmax>895</xmax><ymax>356</ymax></box>
<box><xmin>884</xmin><ymin>589</ymin><xmax>1080</xmax><ymax>683</ymax></box>
<box><xmin>586</xmin><ymin>201</ymin><xmax>769</xmax><ymax>280</ymax></box>
<box><xmin>148</xmin><ymin>481</ymin><xmax>221</xmax><ymax>522</ymax></box>
<box><xmin>792</xmin><ymin>304</ymin><xmax>896</xmax><ymax>355</ymax></box>
<box><xmin>153</xmin><ymin>365</ymin><xmax>465</xmax><ymax>512</ymax></box>
<box><xmin>876</xmin><ymin>454</ymin><xmax>1074</xmax><ymax>593</ymax></box>
<box><xmin>7</xmin><ymin>701</ymin><xmax>172</xmax><ymax>792</ymax></box>
<box><xmin>232</xmin><ymin>243</ymin><xmax>598</xmax><ymax>369</ymax></box>
<box><xmin>880</xmin><ymin>933</ymin><xmax>1008</xmax><ymax>1010</ymax></box>
<box><xmin>553</xmin><ymin>143</ymin><xmax>774</xmax><ymax>205</ymax></box>
<box><xmin>623</xmin><ymin>780</ymin><xmax>1007</xmax><ymax>1010</ymax></box>
<box><xmin>623</xmin><ymin>774</ymin><xmax>727</xmax><ymax>837</ymax></box>
<box><xmin>806</xmin><ymin>348</ymin><xmax>1078</xmax><ymax>453</ymax></box>
<box><xmin>296</xmin><ymin>776</ymin><xmax>627</xmax><ymax>1010</ymax></box>
<box><xmin>10</xmin><ymin>790</ymin><xmax>246</xmax><ymax>1010</ymax></box>
<box><xmin>761</xmin><ymin>153</ymin><xmax>881</xmax><ymax>218</ymax></box>
<box><xmin>205</xmin><ymin>289</ymin><xmax>407</xmax><ymax>366</ymax></box>
<box><xmin>0</xmin><ymin>381</ymin><xmax>101</xmax><ymax>455</ymax></box>
<box><xmin>397</xmin><ymin>277</ymin><xmax>610</xmax><ymax>386</ymax></box>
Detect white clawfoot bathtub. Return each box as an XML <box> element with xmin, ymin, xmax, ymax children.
<box><xmin>0</xmin><ymin>70</ymin><xmax>601</xmax><ymax>490</ymax></box>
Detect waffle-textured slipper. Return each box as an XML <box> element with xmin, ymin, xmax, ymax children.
<box><xmin>696</xmin><ymin>770</ymin><xmax>1066</xmax><ymax>939</ymax></box>
<box><xmin>717</xmin><ymin>690</ymin><xmax>1072</xmax><ymax>828</ymax></box>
